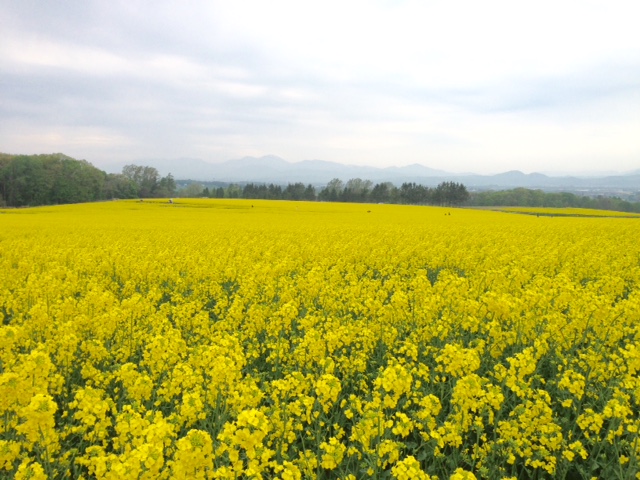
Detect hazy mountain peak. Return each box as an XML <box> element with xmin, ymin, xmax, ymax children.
<box><xmin>98</xmin><ymin>155</ymin><xmax>640</xmax><ymax>193</ymax></box>
<box><xmin>225</xmin><ymin>155</ymin><xmax>289</xmax><ymax>167</ymax></box>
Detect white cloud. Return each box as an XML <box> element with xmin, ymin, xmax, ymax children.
<box><xmin>0</xmin><ymin>0</ymin><xmax>639</xmax><ymax>173</ymax></box>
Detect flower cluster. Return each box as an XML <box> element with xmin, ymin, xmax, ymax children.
<box><xmin>1</xmin><ymin>198</ymin><xmax>639</xmax><ymax>478</ymax></box>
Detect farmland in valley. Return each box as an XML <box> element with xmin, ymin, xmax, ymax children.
<box><xmin>1</xmin><ymin>199</ymin><xmax>639</xmax><ymax>479</ymax></box>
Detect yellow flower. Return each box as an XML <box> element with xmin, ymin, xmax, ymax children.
<box><xmin>320</xmin><ymin>437</ymin><xmax>346</xmax><ymax>470</ymax></box>
<box><xmin>274</xmin><ymin>460</ymin><xmax>302</xmax><ymax>480</ymax></box>
<box><xmin>16</xmin><ymin>393</ymin><xmax>59</xmax><ymax>455</ymax></box>
<box><xmin>69</xmin><ymin>386</ymin><xmax>114</xmax><ymax>442</ymax></box>
<box><xmin>436</xmin><ymin>343</ymin><xmax>481</xmax><ymax>378</ymax></box>
<box><xmin>577</xmin><ymin>408</ymin><xmax>604</xmax><ymax>437</ymax></box>
<box><xmin>4</xmin><ymin>195</ymin><xmax>640</xmax><ymax>478</ymax></box>
<box><xmin>14</xmin><ymin>459</ymin><xmax>47</xmax><ymax>480</ymax></box>
<box><xmin>178</xmin><ymin>390</ymin><xmax>206</xmax><ymax>427</ymax></box>
<box><xmin>315</xmin><ymin>373</ymin><xmax>342</xmax><ymax>413</ymax></box>
<box><xmin>375</xmin><ymin>362</ymin><xmax>413</xmax><ymax>409</ymax></box>
<box><xmin>450</xmin><ymin>468</ymin><xmax>477</xmax><ymax>480</ymax></box>
<box><xmin>169</xmin><ymin>429</ymin><xmax>214</xmax><ymax>479</ymax></box>
<box><xmin>0</xmin><ymin>440</ymin><xmax>21</xmax><ymax>471</ymax></box>
<box><xmin>392</xmin><ymin>412</ymin><xmax>414</xmax><ymax>438</ymax></box>
<box><xmin>558</xmin><ymin>369</ymin><xmax>586</xmax><ymax>399</ymax></box>
<box><xmin>391</xmin><ymin>456</ymin><xmax>432</xmax><ymax>480</ymax></box>
<box><xmin>377</xmin><ymin>440</ymin><xmax>401</xmax><ymax>469</ymax></box>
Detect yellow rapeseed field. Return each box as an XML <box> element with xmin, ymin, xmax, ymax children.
<box><xmin>1</xmin><ymin>199</ymin><xmax>639</xmax><ymax>479</ymax></box>
<box><xmin>495</xmin><ymin>207</ymin><xmax>640</xmax><ymax>218</ymax></box>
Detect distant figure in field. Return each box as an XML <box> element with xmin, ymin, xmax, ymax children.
<box><xmin>169</xmin><ymin>198</ymin><xmax>173</xmax><ymax>204</ymax></box>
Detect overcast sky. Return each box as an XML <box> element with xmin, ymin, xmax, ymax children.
<box><xmin>1</xmin><ymin>1</ymin><xmax>639</xmax><ymax>174</ymax></box>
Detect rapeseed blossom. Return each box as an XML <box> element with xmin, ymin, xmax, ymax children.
<box><xmin>392</xmin><ymin>455</ymin><xmax>432</xmax><ymax>479</ymax></box>
<box><xmin>0</xmin><ymin>199</ymin><xmax>639</xmax><ymax>478</ymax></box>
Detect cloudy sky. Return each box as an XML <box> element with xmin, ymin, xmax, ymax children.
<box><xmin>1</xmin><ymin>0</ymin><xmax>639</xmax><ymax>174</ymax></box>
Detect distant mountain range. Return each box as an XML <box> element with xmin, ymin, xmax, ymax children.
<box><xmin>104</xmin><ymin>156</ymin><xmax>640</xmax><ymax>190</ymax></box>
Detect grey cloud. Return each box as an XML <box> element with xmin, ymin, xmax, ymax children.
<box><xmin>455</xmin><ymin>61</ymin><xmax>640</xmax><ymax>115</ymax></box>
<box><xmin>2</xmin><ymin>1</ymin><xmax>639</xmax><ymax>172</ymax></box>
<box><xmin>2</xmin><ymin>2</ymin><xmax>423</xmax><ymax>135</ymax></box>
<box><xmin>367</xmin><ymin>59</ymin><xmax>640</xmax><ymax>118</ymax></box>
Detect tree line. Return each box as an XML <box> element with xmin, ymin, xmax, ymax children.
<box><xmin>2</xmin><ymin>153</ymin><xmax>639</xmax><ymax>213</ymax></box>
<box><xmin>467</xmin><ymin>187</ymin><xmax>640</xmax><ymax>213</ymax></box>
<box><xmin>318</xmin><ymin>179</ymin><xmax>469</xmax><ymax>205</ymax></box>
<box><xmin>0</xmin><ymin>153</ymin><xmax>176</xmax><ymax>207</ymax></box>
<box><xmin>180</xmin><ymin>179</ymin><xmax>470</xmax><ymax>206</ymax></box>
<box><xmin>164</xmin><ymin>180</ymin><xmax>640</xmax><ymax>213</ymax></box>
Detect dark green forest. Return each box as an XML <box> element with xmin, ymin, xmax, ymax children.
<box><xmin>0</xmin><ymin>153</ymin><xmax>176</xmax><ymax>207</ymax></box>
<box><xmin>228</xmin><ymin>179</ymin><xmax>470</xmax><ymax>206</ymax></box>
<box><xmin>466</xmin><ymin>187</ymin><xmax>640</xmax><ymax>213</ymax></box>
<box><xmin>187</xmin><ymin>180</ymin><xmax>640</xmax><ymax>212</ymax></box>
<box><xmin>0</xmin><ymin>153</ymin><xmax>468</xmax><ymax>207</ymax></box>
<box><xmin>1</xmin><ymin>153</ymin><xmax>639</xmax><ymax>213</ymax></box>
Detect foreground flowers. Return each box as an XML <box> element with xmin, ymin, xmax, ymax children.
<box><xmin>1</xmin><ymin>199</ymin><xmax>639</xmax><ymax>478</ymax></box>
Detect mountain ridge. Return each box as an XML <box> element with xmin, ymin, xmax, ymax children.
<box><xmin>102</xmin><ymin>155</ymin><xmax>640</xmax><ymax>190</ymax></box>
